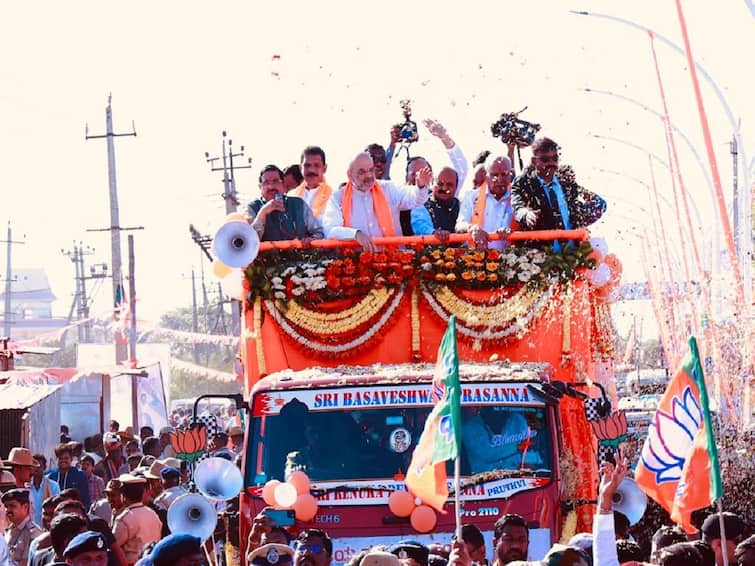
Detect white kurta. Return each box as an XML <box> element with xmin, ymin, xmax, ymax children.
<box><xmin>323</xmin><ymin>181</ymin><xmax>429</xmax><ymax>239</ymax></box>
<box><xmin>457</xmin><ymin>189</ymin><xmax>513</xmax><ymax>249</ymax></box>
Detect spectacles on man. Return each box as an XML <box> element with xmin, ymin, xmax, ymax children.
<box><xmin>295</xmin><ymin>542</ymin><xmax>324</xmax><ymax>554</ymax></box>
<box><xmin>535</xmin><ymin>153</ymin><xmax>559</xmax><ymax>164</ymax></box>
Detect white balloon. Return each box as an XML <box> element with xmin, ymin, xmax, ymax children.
<box><xmin>589</xmin><ymin>237</ymin><xmax>609</xmax><ymax>257</ymax></box>
<box><xmin>221</xmin><ymin>268</ymin><xmax>245</xmax><ymax>300</ymax></box>
<box><xmin>274</xmin><ymin>482</ymin><xmax>298</xmax><ymax>508</ymax></box>
<box><xmin>607</xmin><ymin>286</ymin><xmax>621</xmax><ymax>303</ymax></box>
<box><xmin>590</xmin><ymin>263</ymin><xmax>611</xmax><ymax>288</ymax></box>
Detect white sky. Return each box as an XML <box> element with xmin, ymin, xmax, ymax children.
<box><xmin>2</xmin><ymin>1</ymin><xmax>752</xmax><ymax>339</ymax></box>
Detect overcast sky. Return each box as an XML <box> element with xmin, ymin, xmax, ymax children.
<box><xmin>2</xmin><ymin>1</ymin><xmax>752</xmax><ymax>340</ymax></box>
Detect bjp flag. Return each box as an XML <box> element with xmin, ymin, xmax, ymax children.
<box><xmin>406</xmin><ymin>316</ymin><xmax>462</xmax><ymax>512</ymax></box>
<box><xmin>635</xmin><ymin>337</ymin><xmax>722</xmax><ymax>533</ymax></box>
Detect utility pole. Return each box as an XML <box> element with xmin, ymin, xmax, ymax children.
<box><xmin>189</xmin><ymin>224</ymin><xmax>228</xmax><ymax>335</ymax></box>
<box><xmin>62</xmin><ymin>242</ymin><xmax>96</xmax><ymax>341</ymax></box>
<box><xmin>731</xmin><ymin>133</ymin><xmax>739</xmax><ymax>258</ymax></box>
<box><xmin>204</xmin><ymin>132</ymin><xmax>252</xmax><ymax>335</ymax></box>
<box><xmin>85</xmin><ymin>95</ymin><xmax>136</xmax><ymax>363</ymax></box>
<box><xmin>191</xmin><ymin>268</ymin><xmax>199</xmax><ymax>363</ymax></box>
<box><xmin>127</xmin><ymin>234</ymin><xmax>139</xmax><ymax>429</ymax></box>
<box><xmin>1</xmin><ymin>223</ymin><xmax>24</xmax><ymax>337</ymax></box>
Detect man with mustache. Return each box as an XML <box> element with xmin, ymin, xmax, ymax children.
<box><xmin>3</xmin><ymin>489</ymin><xmax>43</xmax><ymax>566</ymax></box>
<box><xmin>287</xmin><ymin>146</ymin><xmax>333</xmax><ymax>221</ymax></box>
<box><xmin>322</xmin><ymin>152</ymin><xmax>431</xmax><ymax>252</ymax></box>
<box><xmin>511</xmin><ymin>137</ymin><xmax>606</xmax><ymax>236</ymax></box>
<box><xmin>293</xmin><ymin>529</ymin><xmax>332</xmax><ymax>566</ymax></box>
<box><xmin>492</xmin><ymin>514</ymin><xmax>529</xmax><ymax>565</ymax></box>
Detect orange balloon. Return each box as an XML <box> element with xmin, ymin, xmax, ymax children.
<box><xmin>603</xmin><ymin>254</ymin><xmax>622</xmax><ymax>281</ymax></box>
<box><xmin>262</xmin><ymin>480</ymin><xmax>281</xmax><ymax>506</ymax></box>
<box><xmin>288</xmin><ymin>471</ymin><xmax>311</xmax><ymax>495</ymax></box>
<box><xmin>213</xmin><ymin>259</ymin><xmax>232</xmax><ymax>279</ymax></box>
<box><xmin>388</xmin><ymin>490</ymin><xmax>415</xmax><ymax>518</ymax></box>
<box><xmin>293</xmin><ymin>493</ymin><xmax>318</xmax><ymax>521</ymax></box>
<box><xmin>410</xmin><ymin>505</ymin><xmax>437</xmax><ymax>533</ymax></box>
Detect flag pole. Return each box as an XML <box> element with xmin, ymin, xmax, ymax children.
<box><xmin>716</xmin><ymin>499</ymin><xmax>730</xmax><ymax>566</ymax></box>
<box><xmin>454</xmin><ymin>457</ymin><xmax>461</xmax><ymax>540</ymax></box>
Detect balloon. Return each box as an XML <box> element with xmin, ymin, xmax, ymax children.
<box><xmin>262</xmin><ymin>480</ymin><xmax>280</xmax><ymax>506</ymax></box>
<box><xmin>287</xmin><ymin>471</ymin><xmax>311</xmax><ymax>495</ymax></box>
<box><xmin>607</xmin><ymin>285</ymin><xmax>621</xmax><ymax>304</ymax></box>
<box><xmin>388</xmin><ymin>490</ymin><xmax>415</xmax><ymax>518</ymax></box>
<box><xmin>589</xmin><ymin>237</ymin><xmax>609</xmax><ymax>258</ymax></box>
<box><xmin>293</xmin><ymin>493</ymin><xmax>318</xmax><ymax>521</ymax></box>
<box><xmin>221</xmin><ymin>268</ymin><xmax>245</xmax><ymax>301</ymax></box>
<box><xmin>410</xmin><ymin>505</ymin><xmax>437</xmax><ymax>533</ymax></box>
<box><xmin>274</xmin><ymin>482</ymin><xmax>298</xmax><ymax>508</ymax></box>
<box><xmin>212</xmin><ymin>259</ymin><xmax>232</xmax><ymax>279</ymax></box>
<box><xmin>590</xmin><ymin>263</ymin><xmax>611</xmax><ymax>288</ymax></box>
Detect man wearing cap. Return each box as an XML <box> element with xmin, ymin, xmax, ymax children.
<box><xmin>389</xmin><ymin>541</ymin><xmax>429</xmax><ymax>566</ymax></box>
<box><xmin>158</xmin><ymin>428</ymin><xmax>177</xmax><ymax>459</ymax></box>
<box><xmin>360</xmin><ymin>550</ymin><xmax>399</xmax><ymax>566</ymax></box>
<box><xmin>153</xmin><ymin>468</ymin><xmax>185</xmax><ymax>512</ymax></box>
<box><xmin>47</xmin><ymin>445</ymin><xmax>91</xmax><ymax>510</ymax></box>
<box><xmin>148</xmin><ymin>533</ymin><xmax>205</xmax><ymax>566</ymax></box>
<box><xmin>2</xmin><ymin>489</ymin><xmax>43</xmax><ymax>566</ymax></box>
<box><xmin>294</xmin><ymin>529</ymin><xmax>332</xmax><ymax>566</ymax></box>
<box><xmin>90</xmin><ymin>480</ymin><xmax>122</xmax><ymax>527</ymax></box>
<box><xmin>94</xmin><ymin>435</ymin><xmax>129</xmax><ymax>483</ymax></box>
<box><xmin>701</xmin><ymin>511</ymin><xmax>748</xmax><ymax>566</ymax></box>
<box><xmin>250</xmin><ymin>543</ymin><xmax>295</xmax><ymax>566</ymax></box>
<box><xmin>63</xmin><ymin>531</ymin><xmax>108</xmax><ymax>566</ymax></box>
<box><xmin>3</xmin><ymin>448</ymin><xmax>38</xmax><ymax>490</ymax></box>
<box><xmin>112</xmin><ymin>475</ymin><xmax>162</xmax><ymax>565</ymax></box>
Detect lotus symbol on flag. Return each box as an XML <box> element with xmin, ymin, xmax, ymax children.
<box><xmin>640</xmin><ymin>387</ymin><xmax>702</xmax><ymax>484</ymax></box>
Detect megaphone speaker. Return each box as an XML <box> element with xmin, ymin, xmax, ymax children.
<box><xmin>213</xmin><ymin>220</ymin><xmax>260</xmax><ymax>268</ymax></box>
<box><xmin>167</xmin><ymin>493</ymin><xmax>218</xmax><ymax>542</ymax></box>
<box><xmin>612</xmin><ymin>477</ymin><xmax>648</xmax><ymax>525</ymax></box>
<box><xmin>195</xmin><ymin>457</ymin><xmax>244</xmax><ymax>501</ymax></box>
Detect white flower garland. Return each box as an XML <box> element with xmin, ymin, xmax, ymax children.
<box><xmin>263</xmin><ymin>286</ymin><xmax>406</xmax><ymax>353</ymax></box>
<box><xmin>420</xmin><ymin>281</ymin><xmax>557</xmax><ymax>341</ymax></box>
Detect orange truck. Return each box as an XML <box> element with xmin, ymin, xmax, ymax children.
<box><xmin>233</xmin><ymin>232</ymin><xmax>616</xmax><ymax>563</ymax></box>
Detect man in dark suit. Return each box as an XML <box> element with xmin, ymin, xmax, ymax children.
<box><xmin>511</xmin><ymin>137</ymin><xmax>606</xmax><ymax>237</ymax></box>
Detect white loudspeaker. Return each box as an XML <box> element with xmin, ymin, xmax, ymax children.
<box><xmin>612</xmin><ymin>477</ymin><xmax>648</xmax><ymax>525</ymax></box>
<box><xmin>195</xmin><ymin>457</ymin><xmax>244</xmax><ymax>501</ymax></box>
<box><xmin>213</xmin><ymin>221</ymin><xmax>260</xmax><ymax>268</ymax></box>
<box><xmin>167</xmin><ymin>493</ymin><xmax>218</xmax><ymax>542</ymax></box>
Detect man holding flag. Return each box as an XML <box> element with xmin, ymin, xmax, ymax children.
<box><xmin>406</xmin><ymin>316</ymin><xmax>462</xmax><ymax>525</ymax></box>
<box><xmin>635</xmin><ymin>337</ymin><xmax>725</xmax><ymax>535</ymax></box>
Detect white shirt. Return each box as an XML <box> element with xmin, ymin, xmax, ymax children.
<box><xmin>323</xmin><ymin>180</ymin><xmax>429</xmax><ymax>240</ymax></box>
<box><xmin>592</xmin><ymin>512</ymin><xmax>619</xmax><ymax>566</ymax></box>
<box><xmin>446</xmin><ymin>144</ymin><xmax>469</xmax><ymax>197</ymax></box>
<box><xmin>0</xmin><ymin>534</ymin><xmax>8</xmax><ymax>566</ymax></box>
<box><xmin>457</xmin><ymin>189</ymin><xmax>513</xmax><ymax>249</ymax></box>
<box><xmin>297</xmin><ymin>185</ymin><xmax>319</xmax><ymax>208</ymax></box>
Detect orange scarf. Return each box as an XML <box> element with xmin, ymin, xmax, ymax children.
<box><xmin>341</xmin><ymin>181</ymin><xmax>397</xmax><ymax>236</ymax></box>
<box><xmin>470</xmin><ymin>182</ymin><xmax>488</xmax><ymax>227</ymax></box>
<box><xmin>291</xmin><ymin>181</ymin><xmax>332</xmax><ymax>218</ymax></box>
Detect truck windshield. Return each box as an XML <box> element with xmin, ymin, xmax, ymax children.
<box><xmin>247</xmin><ymin>396</ymin><xmax>552</xmax><ymax>484</ymax></box>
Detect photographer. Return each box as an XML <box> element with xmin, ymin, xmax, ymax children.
<box><xmin>248</xmin><ymin>165</ymin><xmax>324</xmax><ymax>243</ymax></box>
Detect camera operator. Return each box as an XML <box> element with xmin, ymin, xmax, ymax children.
<box><xmin>511</xmin><ymin>137</ymin><xmax>606</xmax><ymax>241</ymax></box>
<box><xmin>248</xmin><ymin>165</ymin><xmax>324</xmax><ymax>243</ymax></box>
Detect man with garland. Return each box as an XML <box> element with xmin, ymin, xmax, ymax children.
<box><xmin>249</xmin><ymin>165</ymin><xmax>324</xmax><ymax>243</ymax></box>
<box><xmin>511</xmin><ymin>137</ymin><xmax>606</xmax><ymax>239</ymax></box>
<box><xmin>457</xmin><ymin>154</ymin><xmax>516</xmax><ymax>250</ymax></box>
<box><xmin>322</xmin><ymin>152</ymin><xmax>431</xmax><ymax>252</ymax></box>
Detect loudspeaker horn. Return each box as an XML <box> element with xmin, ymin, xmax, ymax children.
<box><xmin>612</xmin><ymin>477</ymin><xmax>648</xmax><ymax>525</ymax></box>
<box><xmin>195</xmin><ymin>457</ymin><xmax>244</xmax><ymax>501</ymax></box>
<box><xmin>167</xmin><ymin>493</ymin><xmax>218</xmax><ymax>542</ymax></box>
<box><xmin>213</xmin><ymin>220</ymin><xmax>260</xmax><ymax>268</ymax></box>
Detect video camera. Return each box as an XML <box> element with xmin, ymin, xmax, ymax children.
<box><xmin>490</xmin><ymin>107</ymin><xmax>541</xmax><ymax>147</ymax></box>
<box><xmin>398</xmin><ymin>99</ymin><xmax>419</xmax><ymax>144</ymax></box>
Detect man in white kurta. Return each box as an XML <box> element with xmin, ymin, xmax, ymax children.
<box><xmin>322</xmin><ymin>152</ymin><xmax>432</xmax><ymax>251</ymax></box>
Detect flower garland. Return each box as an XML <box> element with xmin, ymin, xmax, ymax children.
<box><xmin>420</xmin><ymin>280</ymin><xmax>557</xmax><ymax>345</ymax></box>
<box><xmin>263</xmin><ymin>285</ymin><xmax>406</xmax><ymax>355</ymax></box>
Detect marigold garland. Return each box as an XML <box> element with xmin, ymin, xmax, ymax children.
<box><xmin>271</xmin><ymin>288</ymin><xmax>394</xmax><ymax>334</ymax></box>
<box><xmin>253</xmin><ymin>297</ymin><xmax>266</xmax><ymax>375</ymax></box>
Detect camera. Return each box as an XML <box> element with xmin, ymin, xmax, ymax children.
<box><xmin>398</xmin><ymin>99</ymin><xmax>419</xmax><ymax>144</ymax></box>
<box><xmin>490</xmin><ymin>107</ymin><xmax>541</xmax><ymax>147</ymax></box>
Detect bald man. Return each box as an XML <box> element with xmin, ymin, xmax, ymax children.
<box><xmin>322</xmin><ymin>152</ymin><xmax>432</xmax><ymax>251</ymax></box>
<box><xmin>457</xmin><ymin>155</ymin><xmax>516</xmax><ymax>249</ymax></box>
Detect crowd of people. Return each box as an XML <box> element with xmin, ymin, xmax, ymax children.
<box><xmin>1</xmin><ymin>416</ymin><xmax>244</xmax><ymax>566</ymax></box>
<box><xmin>244</xmin><ymin>120</ymin><xmax>607</xmax><ymax>251</ymax></box>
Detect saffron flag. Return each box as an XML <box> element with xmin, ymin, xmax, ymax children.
<box><xmin>635</xmin><ymin>337</ymin><xmax>723</xmax><ymax>533</ymax></box>
<box><xmin>406</xmin><ymin>316</ymin><xmax>462</xmax><ymax>512</ymax></box>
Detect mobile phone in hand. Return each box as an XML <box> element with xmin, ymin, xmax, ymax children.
<box><xmin>263</xmin><ymin>508</ymin><xmax>296</xmax><ymax>526</ymax></box>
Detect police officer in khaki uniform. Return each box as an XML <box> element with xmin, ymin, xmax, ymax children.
<box><xmin>2</xmin><ymin>489</ymin><xmax>43</xmax><ymax>566</ymax></box>
<box><xmin>111</xmin><ymin>474</ymin><xmax>162</xmax><ymax>566</ymax></box>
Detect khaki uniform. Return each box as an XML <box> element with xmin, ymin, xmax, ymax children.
<box><xmin>5</xmin><ymin>516</ymin><xmax>43</xmax><ymax>566</ymax></box>
<box><xmin>112</xmin><ymin>503</ymin><xmax>162</xmax><ymax>565</ymax></box>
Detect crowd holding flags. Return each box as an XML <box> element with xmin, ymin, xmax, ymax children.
<box><xmin>635</xmin><ymin>337</ymin><xmax>723</xmax><ymax>534</ymax></box>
